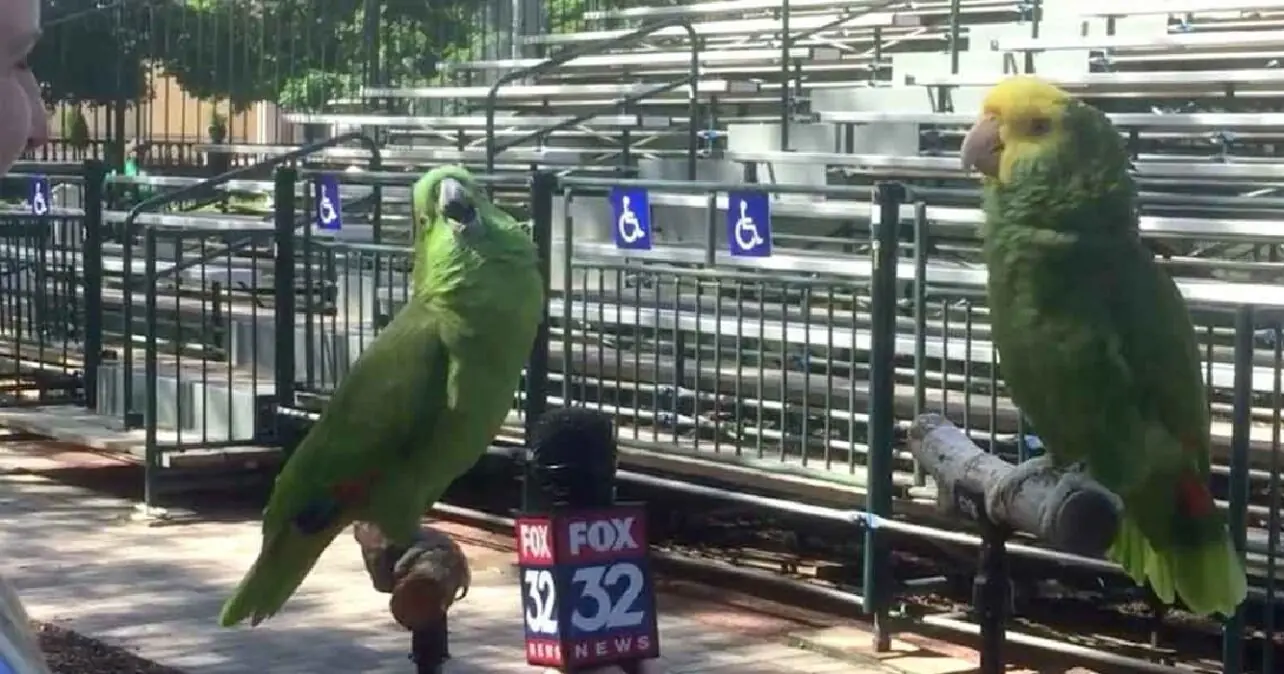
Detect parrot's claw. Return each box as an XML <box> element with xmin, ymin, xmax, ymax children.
<box><xmin>987</xmin><ymin>454</ymin><xmax>1060</xmax><ymax>520</ymax></box>
<box><xmin>1006</xmin><ymin>454</ymin><xmax>1058</xmax><ymax>484</ymax></box>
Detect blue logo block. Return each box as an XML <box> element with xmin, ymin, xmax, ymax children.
<box><xmin>609</xmin><ymin>187</ymin><xmax>652</xmax><ymax>250</ymax></box>
<box><xmin>28</xmin><ymin>176</ymin><xmax>49</xmax><ymax>216</ymax></box>
<box><xmin>314</xmin><ymin>175</ymin><xmax>342</xmax><ymax>231</ymax></box>
<box><xmin>727</xmin><ymin>190</ymin><xmax>771</xmax><ymax>257</ymax></box>
<box><xmin>516</xmin><ymin>504</ymin><xmax>660</xmax><ymax>670</ymax></box>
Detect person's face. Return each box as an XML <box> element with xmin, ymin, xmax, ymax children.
<box><xmin>0</xmin><ymin>0</ymin><xmax>47</xmax><ymax>172</ymax></box>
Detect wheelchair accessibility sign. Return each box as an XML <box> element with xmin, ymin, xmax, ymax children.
<box><xmin>28</xmin><ymin>176</ymin><xmax>49</xmax><ymax>216</ymax></box>
<box><xmin>609</xmin><ymin>186</ymin><xmax>651</xmax><ymax>251</ymax></box>
<box><xmin>726</xmin><ymin>191</ymin><xmax>770</xmax><ymax>257</ymax></box>
<box><xmin>313</xmin><ymin>174</ymin><xmax>342</xmax><ymax>231</ymax></box>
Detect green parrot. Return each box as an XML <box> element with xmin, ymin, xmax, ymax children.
<box><xmin>961</xmin><ymin>76</ymin><xmax>1248</xmax><ymax>617</ymax></box>
<box><xmin>219</xmin><ymin>165</ymin><xmax>545</xmax><ymax>627</ymax></box>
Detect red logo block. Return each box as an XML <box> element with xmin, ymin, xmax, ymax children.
<box><xmin>557</xmin><ymin>510</ymin><xmax>646</xmax><ymax>564</ymax></box>
<box><xmin>515</xmin><ymin>503</ymin><xmax>660</xmax><ymax>670</ymax></box>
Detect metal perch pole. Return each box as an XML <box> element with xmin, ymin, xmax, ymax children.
<box><xmin>907</xmin><ymin>414</ymin><xmax>1123</xmax><ymax>673</ymax></box>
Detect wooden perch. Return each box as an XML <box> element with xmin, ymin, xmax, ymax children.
<box><xmin>908</xmin><ymin>414</ymin><xmax>1122</xmax><ymax>557</ymax></box>
<box><xmin>353</xmin><ymin>523</ymin><xmax>471</xmax><ymax>631</ymax></box>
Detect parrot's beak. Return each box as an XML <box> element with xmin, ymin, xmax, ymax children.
<box><xmin>438</xmin><ymin>178</ymin><xmax>478</xmax><ymax>235</ymax></box>
<box><xmin>962</xmin><ymin>116</ymin><xmax>1002</xmax><ymax>178</ymax></box>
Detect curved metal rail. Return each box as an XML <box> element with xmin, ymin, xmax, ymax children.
<box><xmin>485</xmin><ymin>17</ymin><xmax>701</xmax><ymax>180</ymax></box>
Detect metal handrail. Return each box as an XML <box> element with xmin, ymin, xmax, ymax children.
<box><xmin>117</xmin><ymin>131</ymin><xmax>382</xmax><ymax>429</ymax></box>
<box><xmin>485</xmin><ymin>17</ymin><xmax>701</xmax><ymax>180</ymax></box>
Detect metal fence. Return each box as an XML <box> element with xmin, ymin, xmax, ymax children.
<box><xmin>548</xmin><ymin>176</ymin><xmax>1282</xmax><ymax>672</ymax></box>
<box><xmin>0</xmin><ymin>162</ymin><xmax>1280</xmax><ymax>671</ymax></box>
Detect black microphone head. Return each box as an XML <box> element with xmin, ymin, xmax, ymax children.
<box><xmin>530</xmin><ymin>407</ymin><xmax>616</xmax><ymax>468</ymax></box>
<box><xmin>527</xmin><ymin>408</ymin><xmax>617</xmax><ymax>510</ymax></box>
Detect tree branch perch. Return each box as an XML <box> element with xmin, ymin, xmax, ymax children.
<box><xmin>908</xmin><ymin>414</ymin><xmax>1122</xmax><ymax>557</ymax></box>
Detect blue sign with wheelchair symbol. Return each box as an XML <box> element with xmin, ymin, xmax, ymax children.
<box><xmin>609</xmin><ymin>187</ymin><xmax>651</xmax><ymax>251</ymax></box>
<box><xmin>314</xmin><ymin>175</ymin><xmax>342</xmax><ymax>231</ymax></box>
<box><xmin>727</xmin><ymin>191</ymin><xmax>770</xmax><ymax>257</ymax></box>
<box><xmin>28</xmin><ymin>176</ymin><xmax>49</xmax><ymax>216</ymax></box>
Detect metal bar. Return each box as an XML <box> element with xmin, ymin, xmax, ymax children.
<box><xmin>1223</xmin><ymin>305</ymin><xmax>1255</xmax><ymax>673</ymax></box>
<box><xmin>273</xmin><ymin>166</ymin><xmax>298</xmax><ymax>428</ymax></box>
<box><xmin>142</xmin><ymin>227</ymin><xmax>159</xmax><ymax>511</ymax></box>
<box><xmin>524</xmin><ymin>171</ymin><xmax>556</xmax><ymax>441</ymax></box>
<box><xmin>81</xmin><ymin>159</ymin><xmax>105</xmax><ymax>411</ymax></box>
<box><xmin>864</xmin><ymin>181</ymin><xmax>905</xmax><ymax>651</ymax></box>
<box><xmin>780</xmin><ymin>0</ymin><xmax>791</xmax><ymax>151</ymax></box>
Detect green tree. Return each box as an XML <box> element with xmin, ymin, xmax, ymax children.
<box><xmin>150</xmin><ymin>0</ymin><xmax>478</xmax><ymax>114</ymax></box>
<box><xmin>31</xmin><ymin>0</ymin><xmax>152</xmax><ymax>105</ymax></box>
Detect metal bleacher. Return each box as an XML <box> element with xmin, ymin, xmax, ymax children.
<box><xmin>3</xmin><ymin>0</ymin><xmax>1284</xmax><ymax>670</ymax></box>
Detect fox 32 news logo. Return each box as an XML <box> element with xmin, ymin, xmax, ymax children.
<box><xmin>517</xmin><ymin>506</ymin><xmax>660</xmax><ymax>668</ymax></box>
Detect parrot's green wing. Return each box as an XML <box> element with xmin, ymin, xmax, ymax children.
<box><xmin>219</xmin><ymin>300</ymin><xmax>448</xmax><ymax>627</ymax></box>
<box><xmin>1110</xmin><ymin>248</ymin><xmax>1212</xmax><ymax>471</ymax></box>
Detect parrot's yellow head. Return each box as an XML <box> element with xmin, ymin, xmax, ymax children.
<box><xmin>961</xmin><ymin>76</ymin><xmax>1073</xmax><ymax>184</ymax></box>
<box><xmin>962</xmin><ymin>76</ymin><xmax>1136</xmax><ymax>232</ymax></box>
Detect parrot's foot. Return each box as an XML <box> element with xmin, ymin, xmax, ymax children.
<box><xmin>130</xmin><ymin>503</ymin><xmax>170</xmax><ymax>526</ymax></box>
<box><xmin>391</xmin><ymin>574</ymin><xmax>451</xmax><ymax>631</ymax></box>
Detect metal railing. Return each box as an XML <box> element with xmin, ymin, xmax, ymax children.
<box><xmin>117</xmin><ymin>132</ymin><xmax>381</xmax><ymax>430</ymax></box>
<box><xmin>485</xmin><ymin>17</ymin><xmax>702</xmax><ymax>180</ymax></box>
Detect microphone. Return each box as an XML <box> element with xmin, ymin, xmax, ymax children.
<box><xmin>517</xmin><ymin>408</ymin><xmax>660</xmax><ymax>671</ymax></box>
<box><xmin>525</xmin><ymin>406</ymin><xmax>618</xmax><ymax>512</ymax></box>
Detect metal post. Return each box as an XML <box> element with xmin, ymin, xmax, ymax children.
<box><xmin>779</xmin><ymin>0</ymin><xmax>791</xmax><ymax>151</ymax></box>
<box><xmin>948</xmin><ymin>0</ymin><xmax>963</xmax><ymax>74</ymax></box>
<box><xmin>865</xmin><ymin>181</ymin><xmax>905</xmax><ymax>651</ymax></box>
<box><xmin>273</xmin><ymin>167</ymin><xmax>298</xmax><ymax>439</ymax></box>
<box><xmin>81</xmin><ymin>159</ymin><xmax>105</xmax><ymax>410</ymax></box>
<box><xmin>410</xmin><ymin>626</ymin><xmax>449</xmax><ymax>674</ymax></box>
<box><xmin>911</xmin><ymin>202</ymin><xmax>929</xmax><ymax>488</ymax></box>
<box><xmin>974</xmin><ymin>509</ymin><xmax>1011</xmax><ymax>674</ymax></box>
<box><xmin>1222</xmin><ymin>305</ymin><xmax>1254</xmax><ymax>673</ymax></box>
<box><xmin>142</xmin><ymin>228</ymin><xmax>159</xmax><ymax>512</ymax></box>
<box><xmin>524</xmin><ymin>171</ymin><xmax>555</xmax><ymax>443</ymax></box>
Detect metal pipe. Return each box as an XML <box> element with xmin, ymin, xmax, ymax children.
<box><xmin>1222</xmin><ymin>304</ymin><xmax>1255</xmax><ymax>673</ymax></box>
<box><xmin>272</xmin><ymin>166</ymin><xmax>298</xmax><ymax>439</ymax></box>
<box><xmin>142</xmin><ymin>227</ymin><xmax>158</xmax><ymax>511</ymax></box>
<box><xmin>81</xmin><ymin>159</ymin><xmax>105</xmax><ymax>412</ymax></box>
<box><xmin>780</xmin><ymin>0</ymin><xmax>791</xmax><ymax>151</ymax></box>
<box><xmin>524</xmin><ymin>171</ymin><xmax>555</xmax><ymax>440</ymax></box>
<box><xmin>866</xmin><ymin>182</ymin><xmax>905</xmax><ymax>651</ymax></box>
<box><xmin>919</xmin><ymin>615</ymin><xmax>1190</xmax><ymax>674</ymax></box>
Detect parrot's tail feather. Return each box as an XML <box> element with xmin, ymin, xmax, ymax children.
<box><xmin>219</xmin><ymin>526</ymin><xmax>342</xmax><ymax>627</ymax></box>
<box><xmin>1108</xmin><ymin>516</ymin><xmax>1247</xmax><ymax>618</ymax></box>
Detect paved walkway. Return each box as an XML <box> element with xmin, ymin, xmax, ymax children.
<box><xmin>0</xmin><ymin>452</ymin><xmax>907</xmax><ymax>673</ymax></box>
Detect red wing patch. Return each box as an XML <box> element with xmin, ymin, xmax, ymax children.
<box><xmin>331</xmin><ymin>470</ymin><xmax>381</xmax><ymax>505</ymax></box>
<box><xmin>1176</xmin><ymin>474</ymin><xmax>1215</xmax><ymax>518</ymax></box>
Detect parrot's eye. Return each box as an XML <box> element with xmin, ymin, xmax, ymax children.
<box><xmin>1029</xmin><ymin>117</ymin><xmax>1051</xmax><ymax>136</ymax></box>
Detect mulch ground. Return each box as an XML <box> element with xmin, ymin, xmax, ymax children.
<box><xmin>32</xmin><ymin>622</ymin><xmax>184</xmax><ymax>674</ymax></box>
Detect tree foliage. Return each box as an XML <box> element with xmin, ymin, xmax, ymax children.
<box><xmin>31</xmin><ymin>0</ymin><xmax>153</xmax><ymax>105</ymax></box>
<box><xmin>32</xmin><ymin>0</ymin><xmax>651</xmax><ymax>112</ymax></box>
